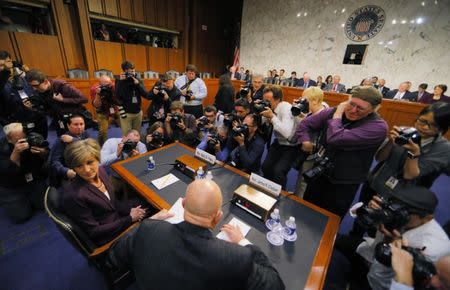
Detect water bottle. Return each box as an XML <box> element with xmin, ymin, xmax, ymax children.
<box><xmin>196</xmin><ymin>167</ymin><xmax>206</xmax><ymax>179</ymax></box>
<box><xmin>265</xmin><ymin>208</ymin><xmax>281</xmax><ymax>230</ymax></box>
<box><xmin>283</xmin><ymin>216</ymin><xmax>297</xmax><ymax>242</ymax></box>
<box><xmin>147</xmin><ymin>156</ymin><xmax>156</xmax><ymax>171</ymax></box>
<box><xmin>205</xmin><ymin>171</ymin><xmax>213</xmax><ymax>180</ymax></box>
<box><xmin>266</xmin><ymin>222</ymin><xmax>285</xmax><ymax>246</ymax></box>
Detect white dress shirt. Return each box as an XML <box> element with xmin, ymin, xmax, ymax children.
<box><xmin>174</xmin><ymin>75</ymin><xmax>208</xmax><ymax>106</ymax></box>
<box><xmin>269</xmin><ymin>101</ymin><xmax>297</xmax><ymax>146</ymax></box>
<box><xmin>393</xmin><ymin>91</ymin><xmax>406</xmax><ymax>100</ymax></box>
<box><xmin>100</xmin><ymin>138</ymin><xmax>148</xmax><ymax>166</ymax></box>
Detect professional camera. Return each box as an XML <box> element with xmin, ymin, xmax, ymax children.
<box><xmin>206</xmin><ymin>133</ymin><xmax>221</xmax><ymax>153</ymax></box>
<box><xmin>374</xmin><ymin>242</ymin><xmax>436</xmax><ymax>288</ymax></box>
<box><xmin>122</xmin><ymin>140</ymin><xmax>138</xmax><ymax>154</ymax></box>
<box><xmin>302</xmin><ymin>156</ymin><xmax>333</xmax><ymax>183</ymax></box>
<box><xmin>99</xmin><ymin>84</ymin><xmax>113</xmax><ymax>102</ymax></box>
<box><xmin>150</xmin><ymin>131</ymin><xmax>164</xmax><ymax>145</ymax></box>
<box><xmin>240</xmin><ymin>83</ymin><xmax>252</xmax><ymax>98</ymax></box>
<box><xmin>253</xmin><ymin>100</ymin><xmax>271</xmax><ymax>114</ymax></box>
<box><xmin>291</xmin><ymin>98</ymin><xmax>309</xmax><ymax>117</ymax></box>
<box><xmin>12</xmin><ymin>67</ymin><xmax>26</xmax><ymax>91</ymax></box>
<box><xmin>395</xmin><ymin>127</ymin><xmax>421</xmax><ymax>146</ymax></box>
<box><xmin>185</xmin><ymin>89</ymin><xmax>194</xmax><ymax>100</ymax></box>
<box><xmin>197</xmin><ymin>116</ymin><xmax>210</xmax><ymax>129</ymax></box>
<box><xmin>26</xmin><ymin>132</ymin><xmax>49</xmax><ymax>148</ymax></box>
<box><xmin>170</xmin><ymin>113</ymin><xmax>183</xmax><ymax>128</ymax></box>
<box><xmin>27</xmin><ymin>95</ymin><xmax>47</xmax><ymax>112</ymax></box>
<box><xmin>223</xmin><ymin>112</ymin><xmax>238</xmax><ymax>128</ymax></box>
<box><xmin>355</xmin><ymin>197</ymin><xmax>410</xmax><ymax>231</ymax></box>
<box><xmin>231</xmin><ymin>124</ymin><xmax>249</xmax><ymax>138</ymax></box>
<box><xmin>116</xmin><ymin>105</ymin><xmax>127</xmax><ymax>119</ymax></box>
<box><xmin>154</xmin><ymin>84</ymin><xmax>166</xmax><ymax>94</ymax></box>
<box><xmin>124</xmin><ymin>72</ymin><xmax>136</xmax><ymax>80</ymax></box>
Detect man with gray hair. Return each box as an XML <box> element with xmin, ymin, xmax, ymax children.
<box><xmin>385</xmin><ymin>82</ymin><xmax>415</xmax><ymax>101</ymax></box>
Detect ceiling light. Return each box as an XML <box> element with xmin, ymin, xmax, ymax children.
<box><xmin>392</xmin><ymin>19</ymin><xmax>397</xmax><ymax>24</ymax></box>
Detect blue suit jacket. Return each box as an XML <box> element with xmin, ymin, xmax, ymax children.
<box><xmin>296</xmin><ymin>79</ymin><xmax>317</xmax><ymax>88</ymax></box>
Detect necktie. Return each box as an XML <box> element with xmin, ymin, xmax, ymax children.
<box><xmin>333</xmin><ymin>84</ymin><xmax>337</xmax><ymax>91</ymax></box>
<box><xmin>303</xmin><ymin>82</ymin><xmax>307</xmax><ymax>89</ymax></box>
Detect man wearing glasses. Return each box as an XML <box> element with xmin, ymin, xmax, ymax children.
<box><xmin>296</xmin><ymin>86</ymin><xmax>388</xmax><ymax>219</ymax></box>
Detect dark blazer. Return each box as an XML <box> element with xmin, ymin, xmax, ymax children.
<box><xmin>378</xmin><ymin>86</ymin><xmax>390</xmax><ymax>98</ymax></box>
<box><xmin>411</xmin><ymin>90</ymin><xmax>431</xmax><ymax>102</ymax></box>
<box><xmin>62</xmin><ymin>166</ymin><xmax>133</xmax><ymax>245</ymax></box>
<box><xmin>385</xmin><ymin>89</ymin><xmax>416</xmax><ymax>101</ymax></box>
<box><xmin>325</xmin><ymin>83</ymin><xmax>346</xmax><ymax>93</ymax></box>
<box><xmin>110</xmin><ymin>220</ymin><xmax>285</xmax><ymax>290</ymax></box>
<box><xmin>228</xmin><ymin>71</ymin><xmax>241</xmax><ymax>80</ymax></box>
<box><xmin>214</xmin><ymin>84</ymin><xmax>235</xmax><ymax>114</ymax></box>
<box><xmin>296</xmin><ymin>78</ymin><xmax>317</xmax><ymax>88</ymax></box>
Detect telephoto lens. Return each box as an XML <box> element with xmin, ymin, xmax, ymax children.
<box><xmin>117</xmin><ymin>105</ymin><xmax>127</xmax><ymax>119</ymax></box>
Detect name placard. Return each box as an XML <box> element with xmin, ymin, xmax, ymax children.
<box><xmin>249</xmin><ymin>173</ymin><xmax>281</xmax><ymax>197</ymax></box>
<box><xmin>195</xmin><ymin>148</ymin><xmax>216</xmax><ymax>165</ymax></box>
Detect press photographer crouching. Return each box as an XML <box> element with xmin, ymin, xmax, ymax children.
<box><xmin>147</xmin><ymin>73</ymin><xmax>181</xmax><ymax>124</ymax></box>
<box><xmin>196</xmin><ymin>105</ymin><xmax>224</xmax><ymax>140</ymax></box>
<box><xmin>144</xmin><ymin>121</ymin><xmax>166</xmax><ymax>151</ymax></box>
<box><xmin>0</xmin><ymin>123</ymin><xmax>49</xmax><ymax>223</ymax></box>
<box><xmin>223</xmin><ymin>99</ymin><xmax>251</xmax><ymax>129</ymax></box>
<box><xmin>352</xmin><ymin>102</ymin><xmax>450</xmax><ymax>237</ymax></box>
<box><xmin>229</xmin><ymin>114</ymin><xmax>265</xmax><ymax>173</ymax></box>
<box><xmin>334</xmin><ymin>186</ymin><xmax>450</xmax><ymax>290</ymax></box>
<box><xmin>197</xmin><ymin>125</ymin><xmax>231</xmax><ymax>161</ymax></box>
<box><xmin>164</xmin><ymin>101</ymin><xmax>198</xmax><ymax>147</ymax></box>
<box><xmin>296</xmin><ymin>86</ymin><xmax>388</xmax><ymax>219</ymax></box>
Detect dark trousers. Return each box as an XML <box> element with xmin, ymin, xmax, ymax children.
<box><xmin>261</xmin><ymin>141</ymin><xmax>297</xmax><ymax>189</ymax></box>
<box><xmin>183</xmin><ymin>104</ymin><xmax>203</xmax><ymax>119</ymax></box>
<box><xmin>303</xmin><ymin>175</ymin><xmax>360</xmax><ymax>220</ymax></box>
<box><xmin>0</xmin><ymin>179</ymin><xmax>47</xmax><ymax>223</ymax></box>
<box><xmin>350</xmin><ymin>182</ymin><xmax>377</xmax><ymax>238</ymax></box>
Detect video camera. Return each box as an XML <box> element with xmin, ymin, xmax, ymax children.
<box><xmin>240</xmin><ymin>83</ymin><xmax>253</xmax><ymax>98</ymax></box>
<box><xmin>375</xmin><ymin>242</ymin><xmax>436</xmax><ymax>288</ymax></box>
<box><xmin>253</xmin><ymin>100</ymin><xmax>271</xmax><ymax>114</ymax></box>
<box><xmin>231</xmin><ymin>124</ymin><xmax>249</xmax><ymax>138</ymax></box>
<box><xmin>302</xmin><ymin>155</ymin><xmax>333</xmax><ymax>183</ymax></box>
<box><xmin>122</xmin><ymin>140</ymin><xmax>138</xmax><ymax>154</ymax></box>
<box><xmin>355</xmin><ymin>196</ymin><xmax>411</xmax><ymax>231</ymax></box>
<box><xmin>26</xmin><ymin>132</ymin><xmax>49</xmax><ymax>148</ymax></box>
<box><xmin>197</xmin><ymin>116</ymin><xmax>210</xmax><ymax>129</ymax></box>
<box><xmin>291</xmin><ymin>98</ymin><xmax>309</xmax><ymax>117</ymax></box>
<box><xmin>395</xmin><ymin>127</ymin><xmax>421</xmax><ymax>146</ymax></box>
<box><xmin>223</xmin><ymin>112</ymin><xmax>238</xmax><ymax>128</ymax></box>
<box><xmin>170</xmin><ymin>113</ymin><xmax>183</xmax><ymax>129</ymax></box>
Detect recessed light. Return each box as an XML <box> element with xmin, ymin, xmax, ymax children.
<box><xmin>341</xmin><ymin>8</ymin><xmax>346</xmax><ymax>13</ymax></box>
<box><xmin>416</xmin><ymin>17</ymin><xmax>424</xmax><ymax>24</ymax></box>
<box><xmin>401</xmin><ymin>20</ymin><xmax>407</xmax><ymax>24</ymax></box>
<box><xmin>392</xmin><ymin>19</ymin><xmax>397</xmax><ymax>24</ymax></box>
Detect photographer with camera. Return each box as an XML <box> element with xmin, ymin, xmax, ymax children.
<box><xmin>197</xmin><ymin>105</ymin><xmax>224</xmax><ymax>140</ymax></box>
<box><xmin>0</xmin><ymin>51</ymin><xmax>48</xmax><ymax>138</ymax></box>
<box><xmin>90</xmin><ymin>75</ymin><xmax>119</xmax><ymax>146</ymax></box>
<box><xmin>229</xmin><ymin>114</ymin><xmax>265</xmax><ymax>173</ymax></box>
<box><xmin>115</xmin><ymin>61</ymin><xmax>150</xmax><ymax>134</ymax></box>
<box><xmin>241</xmin><ymin>74</ymin><xmax>265</xmax><ymax>106</ymax></box>
<box><xmin>334</xmin><ymin>185</ymin><xmax>450</xmax><ymax>290</ymax></box>
<box><xmin>49</xmin><ymin>114</ymin><xmax>89</xmax><ymax>188</ymax></box>
<box><xmin>257</xmin><ymin>85</ymin><xmax>297</xmax><ymax>189</ymax></box>
<box><xmin>165</xmin><ymin>101</ymin><xmax>198</xmax><ymax>147</ymax></box>
<box><xmin>144</xmin><ymin>121</ymin><xmax>166</xmax><ymax>151</ymax></box>
<box><xmin>197</xmin><ymin>125</ymin><xmax>231</xmax><ymax>161</ymax></box>
<box><xmin>25</xmin><ymin>69</ymin><xmax>89</xmax><ymax>136</ymax></box>
<box><xmin>175</xmin><ymin>64</ymin><xmax>207</xmax><ymax>118</ymax></box>
<box><xmin>147</xmin><ymin>73</ymin><xmax>182</xmax><ymax>125</ymax></box>
<box><xmin>352</xmin><ymin>102</ymin><xmax>450</xmax><ymax>238</ymax></box>
<box><xmin>213</xmin><ymin>74</ymin><xmax>235</xmax><ymax>114</ymax></box>
<box><xmin>0</xmin><ymin>123</ymin><xmax>49</xmax><ymax>223</ymax></box>
<box><xmin>297</xmin><ymin>86</ymin><xmax>388</xmax><ymax>219</ymax></box>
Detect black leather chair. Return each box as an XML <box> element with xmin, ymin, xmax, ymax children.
<box><xmin>44</xmin><ymin>187</ymin><xmax>134</xmax><ymax>289</ymax></box>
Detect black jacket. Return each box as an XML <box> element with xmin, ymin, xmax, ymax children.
<box><xmin>147</xmin><ymin>82</ymin><xmax>181</xmax><ymax>121</ymax></box>
<box><xmin>214</xmin><ymin>84</ymin><xmax>235</xmax><ymax>113</ymax></box>
<box><xmin>115</xmin><ymin>78</ymin><xmax>149</xmax><ymax>114</ymax></box>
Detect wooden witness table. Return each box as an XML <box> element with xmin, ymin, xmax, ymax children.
<box><xmin>111</xmin><ymin>143</ymin><xmax>340</xmax><ymax>290</ymax></box>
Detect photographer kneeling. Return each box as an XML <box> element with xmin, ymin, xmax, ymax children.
<box><xmin>144</xmin><ymin>121</ymin><xmax>166</xmax><ymax>151</ymax></box>
<box><xmin>197</xmin><ymin>125</ymin><xmax>231</xmax><ymax>161</ymax></box>
<box><xmin>334</xmin><ymin>186</ymin><xmax>450</xmax><ymax>290</ymax></box>
<box><xmin>147</xmin><ymin>73</ymin><xmax>181</xmax><ymax>124</ymax></box>
<box><xmin>0</xmin><ymin>123</ymin><xmax>49</xmax><ymax>223</ymax></box>
<box><xmin>164</xmin><ymin>101</ymin><xmax>197</xmax><ymax>147</ymax></box>
<box><xmin>101</xmin><ymin>129</ymin><xmax>147</xmax><ymax>199</ymax></box>
<box><xmin>196</xmin><ymin>105</ymin><xmax>224</xmax><ymax>140</ymax></box>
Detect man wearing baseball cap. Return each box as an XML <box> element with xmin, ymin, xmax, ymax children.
<box><xmin>296</xmin><ymin>86</ymin><xmax>388</xmax><ymax>219</ymax></box>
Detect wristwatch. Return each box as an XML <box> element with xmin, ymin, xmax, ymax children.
<box><xmin>407</xmin><ymin>151</ymin><xmax>420</xmax><ymax>159</ymax></box>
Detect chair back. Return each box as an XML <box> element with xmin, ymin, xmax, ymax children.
<box><xmin>134</xmin><ymin>71</ymin><xmax>142</xmax><ymax>79</ymax></box>
<box><xmin>67</xmin><ymin>69</ymin><xmax>89</xmax><ymax>79</ymax></box>
<box><xmin>200</xmin><ymin>72</ymin><xmax>212</xmax><ymax>79</ymax></box>
<box><xmin>144</xmin><ymin>71</ymin><xmax>159</xmax><ymax>79</ymax></box>
<box><xmin>94</xmin><ymin>69</ymin><xmax>114</xmax><ymax>79</ymax></box>
<box><xmin>165</xmin><ymin>70</ymin><xmax>180</xmax><ymax>79</ymax></box>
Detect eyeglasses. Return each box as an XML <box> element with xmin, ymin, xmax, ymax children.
<box><xmin>416</xmin><ymin>118</ymin><xmax>438</xmax><ymax>130</ymax></box>
<box><xmin>348</xmin><ymin>101</ymin><xmax>370</xmax><ymax>112</ymax></box>
<box><xmin>30</xmin><ymin>81</ymin><xmax>43</xmax><ymax>88</ymax></box>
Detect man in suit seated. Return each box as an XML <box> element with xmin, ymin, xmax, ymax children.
<box><xmin>324</xmin><ymin>75</ymin><xmax>346</xmax><ymax>93</ymax></box>
<box><xmin>385</xmin><ymin>82</ymin><xmax>415</xmax><ymax>101</ymax></box>
<box><xmin>296</xmin><ymin>72</ymin><xmax>317</xmax><ymax>89</ymax></box>
<box><xmin>287</xmin><ymin>71</ymin><xmax>299</xmax><ymax>87</ymax></box>
<box><xmin>229</xmin><ymin>65</ymin><xmax>241</xmax><ymax>80</ymax></box>
<box><xmin>109</xmin><ymin>179</ymin><xmax>285</xmax><ymax>290</ymax></box>
<box><xmin>377</xmin><ymin>79</ymin><xmax>390</xmax><ymax>97</ymax></box>
<box><xmin>411</xmin><ymin>83</ymin><xmax>431</xmax><ymax>102</ymax></box>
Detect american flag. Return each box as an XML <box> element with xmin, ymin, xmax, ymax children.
<box><xmin>232</xmin><ymin>46</ymin><xmax>240</xmax><ymax>69</ymax></box>
<box><xmin>232</xmin><ymin>21</ymin><xmax>241</xmax><ymax>69</ymax></box>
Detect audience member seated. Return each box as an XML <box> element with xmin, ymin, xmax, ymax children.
<box><xmin>115</xmin><ymin>61</ymin><xmax>150</xmax><ymax>134</ymax></box>
<box><xmin>0</xmin><ymin>123</ymin><xmax>48</xmax><ymax>223</ymax></box>
<box><xmin>229</xmin><ymin>114</ymin><xmax>265</xmax><ymax>173</ymax></box>
<box><xmin>63</xmin><ymin>139</ymin><xmax>155</xmax><ymax>246</ymax></box>
<box><xmin>196</xmin><ymin>105</ymin><xmax>224</xmax><ymax>140</ymax></box>
<box><xmin>411</xmin><ymin>83</ymin><xmax>431</xmax><ymax>102</ymax></box>
<box><xmin>175</xmin><ymin>64</ymin><xmax>207</xmax><ymax>118</ymax></box>
<box><xmin>377</xmin><ymin>78</ymin><xmax>390</xmax><ymax>97</ymax></box>
<box><xmin>325</xmin><ymin>75</ymin><xmax>333</xmax><ymax>87</ymax></box>
<box><xmin>108</xmin><ymin>179</ymin><xmax>285</xmax><ymax>290</ymax></box>
<box><xmin>49</xmin><ymin>114</ymin><xmax>88</xmax><ymax>188</ymax></box>
<box><xmin>324</xmin><ymin>75</ymin><xmax>346</xmax><ymax>93</ymax></box>
<box><xmin>278</xmin><ymin>69</ymin><xmax>286</xmax><ymax>82</ymax></box>
<box><xmin>197</xmin><ymin>125</ymin><xmax>230</xmax><ymax>161</ymax></box>
<box><xmin>385</xmin><ymin>82</ymin><xmax>415</xmax><ymax>101</ymax></box>
<box><xmin>25</xmin><ymin>69</ymin><xmax>88</xmax><ymax>136</ymax></box>
<box><xmin>228</xmin><ymin>65</ymin><xmax>241</xmax><ymax>80</ymax></box>
<box><xmin>297</xmin><ymin>86</ymin><xmax>388</xmax><ymax>219</ymax></box>
<box><xmin>144</xmin><ymin>121</ymin><xmax>166</xmax><ymax>151</ymax></box>
<box><xmin>316</xmin><ymin>75</ymin><xmax>325</xmax><ymax>89</ymax></box>
<box><xmin>164</xmin><ymin>101</ymin><xmax>197</xmax><ymax>147</ymax></box>
<box><xmin>335</xmin><ymin>186</ymin><xmax>450</xmax><ymax>290</ymax></box>
<box><xmin>420</xmin><ymin>84</ymin><xmax>450</xmax><ymax>104</ymax></box>
<box><xmin>297</xmin><ymin>72</ymin><xmax>317</xmax><ymax>89</ymax></box>
<box><xmin>287</xmin><ymin>71</ymin><xmax>300</xmax><ymax>87</ymax></box>
<box><xmin>213</xmin><ymin>74</ymin><xmax>235</xmax><ymax>114</ymax></box>
<box><xmin>260</xmin><ymin>85</ymin><xmax>297</xmax><ymax>189</ymax></box>
<box><xmin>371</xmin><ymin>76</ymin><xmax>379</xmax><ymax>87</ymax></box>
<box><xmin>90</xmin><ymin>75</ymin><xmax>117</xmax><ymax>146</ymax></box>
<box><xmin>147</xmin><ymin>73</ymin><xmax>181</xmax><ymax>125</ymax></box>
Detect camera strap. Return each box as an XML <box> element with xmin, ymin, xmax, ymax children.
<box><xmin>179</xmin><ymin>76</ymin><xmax>196</xmax><ymax>91</ymax></box>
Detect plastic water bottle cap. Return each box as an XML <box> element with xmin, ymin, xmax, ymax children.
<box><xmin>274</xmin><ymin>208</ymin><xmax>279</xmax><ymax>214</ymax></box>
<box><xmin>289</xmin><ymin>216</ymin><xmax>295</xmax><ymax>222</ymax></box>
<box><xmin>149</xmin><ymin>156</ymin><xmax>154</xmax><ymax>161</ymax></box>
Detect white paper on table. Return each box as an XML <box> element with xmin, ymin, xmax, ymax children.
<box><xmin>165</xmin><ymin>197</ymin><xmax>185</xmax><ymax>224</ymax></box>
<box><xmin>216</xmin><ymin>218</ymin><xmax>251</xmax><ymax>241</ymax></box>
<box><xmin>151</xmin><ymin>173</ymin><xmax>179</xmax><ymax>190</ymax></box>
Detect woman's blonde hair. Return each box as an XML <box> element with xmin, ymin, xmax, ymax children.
<box><xmin>64</xmin><ymin>138</ymin><xmax>100</xmax><ymax>169</ymax></box>
<box><xmin>302</xmin><ymin>86</ymin><xmax>324</xmax><ymax>104</ymax></box>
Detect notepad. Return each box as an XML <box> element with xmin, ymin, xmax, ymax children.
<box><xmin>216</xmin><ymin>218</ymin><xmax>251</xmax><ymax>242</ymax></box>
<box><xmin>165</xmin><ymin>197</ymin><xmax>184</xmax><ymax>224</ymax></box>
<box><xmin>151</xmin><ymin>173</ymin><xmax>179</xmax><ymax>190</ymax></box>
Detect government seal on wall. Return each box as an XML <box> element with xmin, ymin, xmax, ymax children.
<box><xmin>345</xmin><ymin>5</ymin><xmax>385</xmax><ymax>42</ymax></box>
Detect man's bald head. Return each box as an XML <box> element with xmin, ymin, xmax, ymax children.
<box><xmin>99</xmin><ymin>75</ymin><xmax>112</xmax><ymax>86</ymax></box>
<box><xmin>183</xmin><ymin>180</ymin><xmax>223</xmax><ymax>228</ymax></box>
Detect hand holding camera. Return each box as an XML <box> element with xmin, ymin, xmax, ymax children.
<box><xmin>301</xmin><ymin>141</ymin><xmax>314</xmax><ymax>154</ymax></box>
<box><xmin>391</xmin><ymin>126</ymin><xmax>421</xmax><ymax>156</ymax></box>
<box><xmin>61</xmin><ymin>134</ymin><xmax>74</xmax><ymax>143</ymax></box>
<box><xmin>53</xmin><ymin>93</ymin><xmax>64</xmax><ymax>102</ymax></box>
<box><xmin>391</xmin><ymin>239</ymin><xmax>415</xmax><ymax>287</ymax></box>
